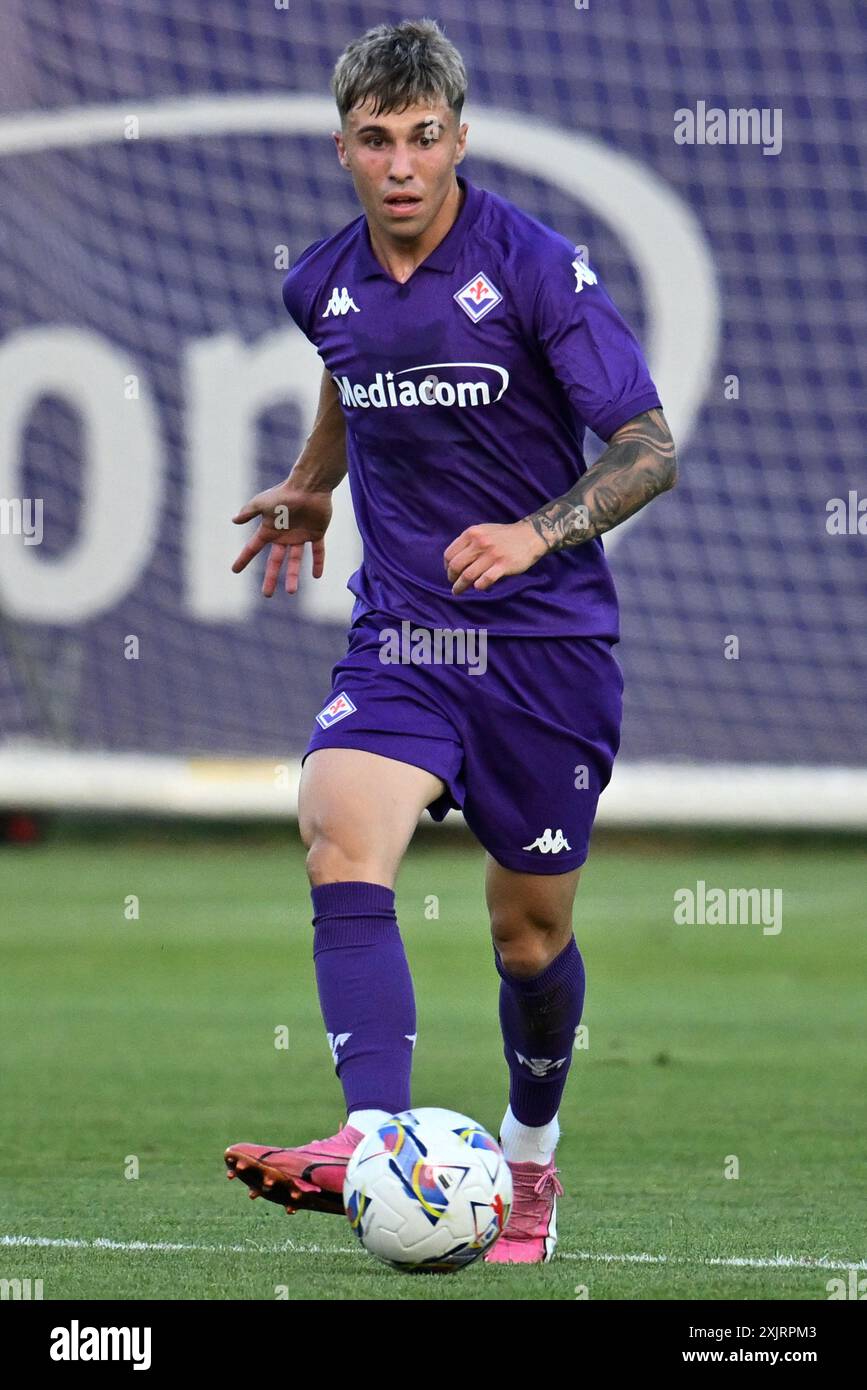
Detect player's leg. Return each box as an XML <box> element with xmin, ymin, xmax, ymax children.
<box><xmin>226</xmin><ymin>747</ymin><xmax>444</xmax><ymax>1215</ymax></box>
<box><xmin>300</xmin><ymin>746</ymin><xmax>443</xmax><ymax>1131</ymax></box>
<box><xmin>299</xmin><ymin>745</ymin><xmax>441</xmax><ymax>887</ymax></box>
<box><xmin>450</xmin><ymin>632</ymin><xmax>621</xmax><ymax>1261</ymax></box>
<box><xmin>484</xmin><ymin>858</ymin><xmax>584</xmax><ymax>1263</ymax></box>
<box><xmin>487</xmin><ymin>858</ymin><xmax>583</xmax><ymax>1157</ymax></box>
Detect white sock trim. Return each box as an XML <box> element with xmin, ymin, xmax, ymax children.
<box><xmin>499</xmin><ymin>1104</ymin><xmax>560</xmax><ymax>1165</ymax></box>
<box><xmin>347</xmin><ymin>1108</ymin><xmax>393</xmax><ymax>1136</ymax></box>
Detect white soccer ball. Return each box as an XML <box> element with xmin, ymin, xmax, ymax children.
<box><xmin>343</xmin><ymin>1107</ymin><xmax>513</xmax><ymax>1273</ymax></box>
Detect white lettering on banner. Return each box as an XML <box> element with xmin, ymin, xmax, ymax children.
<box><xmin>0</xmin><ymin>95</ymin><xmax>718</xmax><ymax>624</ymax></box>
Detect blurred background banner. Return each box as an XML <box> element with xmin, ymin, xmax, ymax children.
<box><xmin>0</xmin><ymin>0</ymin><xmax>864</xmax><ymax>822</ymax></box>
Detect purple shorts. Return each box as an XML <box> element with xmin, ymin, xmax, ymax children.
<box><xmin>304</xmin><ymin>610</ymin><xmax>623</xmax><ymax>874</ymax></box>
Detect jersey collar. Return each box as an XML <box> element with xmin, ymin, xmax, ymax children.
<box><xmin>351</xmin><ymin>175</ymin><xmax>480</xmax><ymax>282</ymax></box>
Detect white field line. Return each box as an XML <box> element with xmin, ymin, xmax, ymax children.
<box><xmin>2</xmin><ymin>1234</ymin><xmax>865</xmax><ymax>1271</ymax></box>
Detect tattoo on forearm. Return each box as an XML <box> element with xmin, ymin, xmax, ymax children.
<box><xmin>526</xmin><ymin>408</ymin><xmax>677</xmax><ymax>552</ymax></box>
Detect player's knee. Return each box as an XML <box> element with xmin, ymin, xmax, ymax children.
<box><xmin>490</xmin><ymin>906</ymin><xmax>572</xmax><ymax>977</ymax></box>
<box><xmin>493</xmin><ymin>939</ymin><xmax>556</xmax><ymax>978</ymax></box>
<box><xmin>304</xmin><ymin>831</ymin><xmax>389</xmax><ymax>888</ymax></box>
<box><xmin>305</xmin><ymin>833</ymin><xmax>354</xmax><ymax>886</ymax></box>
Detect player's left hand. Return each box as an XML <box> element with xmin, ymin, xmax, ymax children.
<box><xmin>444</xmin><ymin>521</ymin><xmax>548</xmax><ymax>595</ymax></box>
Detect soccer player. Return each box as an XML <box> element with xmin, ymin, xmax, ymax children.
<box><xmin>225</xmin><ymin>18</ymin><xmax>676</xmax><ymax>1263</ymax></box>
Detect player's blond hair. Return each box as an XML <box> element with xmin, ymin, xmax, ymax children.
<box><xmin>332</xmin><ymin>18</ymin><xmax>467</xmax><ymax>122</ymax></box>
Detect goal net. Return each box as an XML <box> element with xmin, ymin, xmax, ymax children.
<box><xmin>0</xmin><ymin>0</ymin><xmax>864</xmax><ymax>826</ymax></box>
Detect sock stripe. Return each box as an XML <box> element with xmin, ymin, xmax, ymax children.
<box><xmin>494</xmin><ymin>934</ymin><xmax>580</xmax><ymax>992</ymax></box>
<box><xmin>313</xmin><ymin>918</ymin><xmax>400</xmax><ymax>953</ymax></box>
<box><xmin>311</xmin><ymin>880</ymin><xmax>395</xmax><ymax>921</ymax></box>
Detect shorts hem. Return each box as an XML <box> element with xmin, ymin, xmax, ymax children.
<box><xmin>480</xmin><ymin>847</ymin><xmax>589</xmax><ymax>875</ymax></box>
<box><xmin>303</xmin><ymin>731</ymin><xmax>462</xmax><ymax>819</ymax></box>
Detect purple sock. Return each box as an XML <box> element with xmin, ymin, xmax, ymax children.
<box><xmin>495</xmin><ymin>936</ymin><xmax>585</xmax><ymax>1127</ymax></box>
<box><xmin>311</xmin><ymin>881</ymin><xmax>416</xmax><ymax>1117</ymax></box>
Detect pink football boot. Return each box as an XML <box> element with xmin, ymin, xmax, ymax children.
<box><xmin>225</xmin><ymin>1122</ymin><xmax>364</xmax><ymax>1216</ymax></box>
<box><xmin>485</xmin><ymin>1158</ymin><xmax>563</xmax><ymax>1263</ymax></box>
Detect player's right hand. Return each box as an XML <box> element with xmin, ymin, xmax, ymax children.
<box><xmin>231</xmin><ymin>481</ymin><xmax>333</xmax><ymax>597</ymax></box>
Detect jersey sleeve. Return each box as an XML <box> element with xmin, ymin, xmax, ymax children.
<box><xmin>281</xmin><ymin>267</ymin><xmax>311</xmax><ymax>338</ymax></box>
<box><xmin>281</xmin><ymin>236</ymin><xmax>329</xmax><ymax>342</ymax></box>
<box><xmin>531</xmin><ymin>241</ymin><xmax>662</xmax><ymax>442</ymax></box>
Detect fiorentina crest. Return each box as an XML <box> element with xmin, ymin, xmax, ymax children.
<box><xmin>454</xmin><ymin>271</ymin><xmax>503</xmax><ymax>323</ymax></box>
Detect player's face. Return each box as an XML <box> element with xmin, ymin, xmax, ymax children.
<box><xmin>334</xmin><ymin>98</ymin><xmax>468</xmax><ymax>243</ymax></box>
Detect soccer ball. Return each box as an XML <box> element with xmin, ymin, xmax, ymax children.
<box><xmin>343</xmin><ymin>1107</ymin><xmax>512</xmax><ymax>1273</ymax></box>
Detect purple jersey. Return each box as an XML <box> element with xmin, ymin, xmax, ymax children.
<box><xmin>281</xmin><ymin>175</ymin><xmax>661</xmax><ymax>638</ymax></box>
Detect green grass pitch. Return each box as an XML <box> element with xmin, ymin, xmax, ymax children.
<box><xmin>1</xmin><ymin>830</ymin><xmax>864</xmax><ymax>1301</ymax></box>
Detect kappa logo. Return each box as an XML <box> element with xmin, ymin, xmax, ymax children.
<box><xmin>316</xmin><ymin>691</ymin><xmax>357</xmax><ymax>729</ymax></box>
<box><xmin>571</xmin><ymin>255</ymin><xmax>598</xmax><ymax>293</ymax></box>
<box><xmin>515</xmin><ymin>1051</ymin><xmax>569</xmax><ymax>1078</ymax></box>
<box><xmin>523</xmin><ymin>828</ymin><xmax>572</xmax><ymax>854</ymax></box>
<box><xmin>327</xmin><ymin>1031</ymin><xmax>352</xmax><ymax>1064</ymax></box>
<box><xmin>323</xmin><ymin>286</ymin><xmax>360</xmax><ymax>317</ymax></box>
<box><xmin>454</xmin><ymin>271</ymin><xmax>503</xmax><ymax>323</ymax></box>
